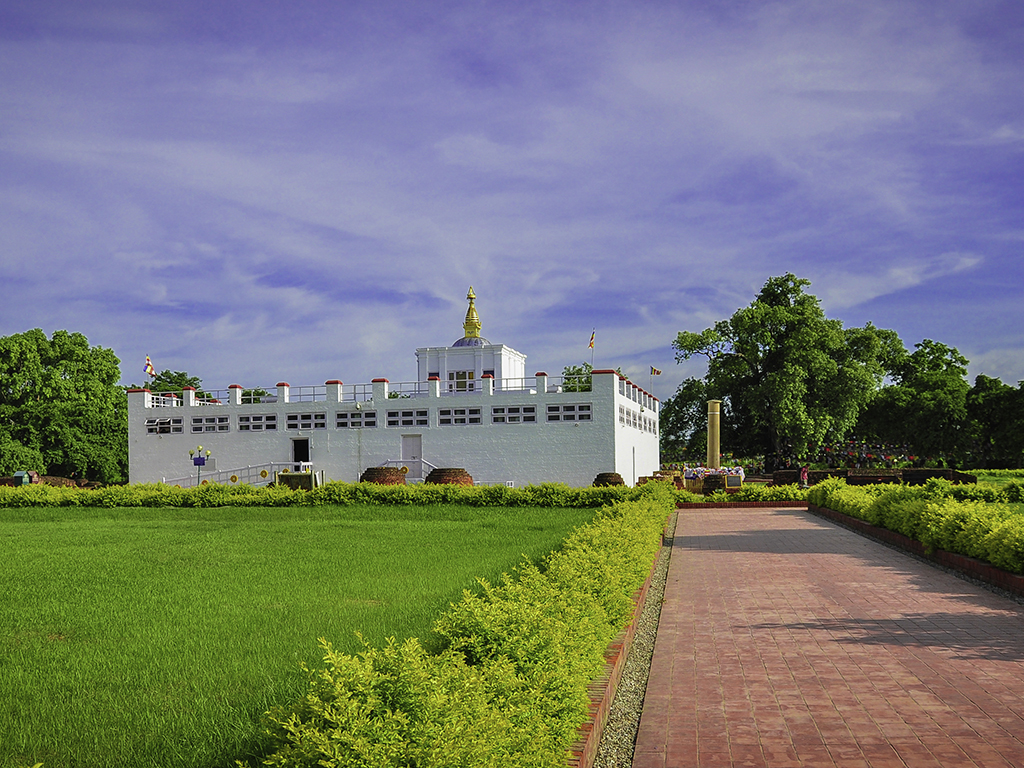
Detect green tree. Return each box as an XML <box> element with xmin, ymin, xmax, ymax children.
<box><xmin>0</xmin><ymin>432</ymin><xmax>46</xmax><ymax>476</ymax></box>
<box><xmin>858</xmin><ymin>340</ymin><xmax>970</xmax><ymax>465</ymax></box>
<box><xmin>673</xmin><ymin>274</ymin><xmax>900</xmax><ymax>462</ymax></box>
<box><xmin>560</xmin><ymin>362</ymin><xmax>625</xmax><ymax>393</ymax></box>
<box><xmin>561</xmin><ymin>362</ymin><xmax>593</xmax><ymax>392</ymax></box>
<box><xmin>0</xmin><ymin>329</ymin><xmax>127</xmax><ymax>482</ymax></box>
<box><xmin>132</xmin><ymin>369</ymin><xmax>205</xmax><ymax>397</ymax></box>
<box><xmin>963</xmin><ymin>375</ymin><xmax>1024</xmax><ymax>468</ymax></box>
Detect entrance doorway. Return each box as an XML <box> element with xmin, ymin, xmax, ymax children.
<box><xmin>292</xmin><ymin>438</ymin><xmax>310</xmax><ymax>471</ymax></box>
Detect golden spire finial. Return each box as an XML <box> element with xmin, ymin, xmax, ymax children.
<box><xmin>463</xmin><ymin>286</ymin><xmax>482</xmax><ymax>338</ymax></box>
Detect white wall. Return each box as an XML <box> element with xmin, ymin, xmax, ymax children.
<box><xmin>128</xmin><ymin>371</ymin><xmax>659</xmax><ymax>487</ymax></box>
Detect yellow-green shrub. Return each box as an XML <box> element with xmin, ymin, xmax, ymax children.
<box><xmin>810</xmin><ymin>478</ymin><xmax>1024</xmax><ymax>574</ymax></box>
<box><xmin>0</xmin><ymin>480</ymin><xmax>668</xmax><ymax>510</ymax></box>
<box><xmin>248</xmin><ymin>493</ymin><xmax>671</xmax><ymax>767</ymax></box>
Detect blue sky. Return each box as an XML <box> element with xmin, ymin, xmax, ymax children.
<box><xmin>1</xmin><ymin>0</ymin><xmax>1022</xmax><ymax>401</ymax></box>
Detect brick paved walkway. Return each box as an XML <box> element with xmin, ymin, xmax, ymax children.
<box><xmin>633</xmin><ymin>507</ymin><xmax>1024</xmax><ymax>768</ymax></box>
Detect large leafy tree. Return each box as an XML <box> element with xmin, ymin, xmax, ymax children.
<box><xmin>858</xmin><ymin>340</ymin><xmax>972</xmax><ymax>465</ymax></box>
<box><xmin>672</xmin><ymin>274</ymin><xmax>901</xmax><ymax>462</ymax></box>
<box><xmin>964</xmin><ymin>375</ymin><xmax>1024</xmax><ymax>469</ymax></box>
<box><xmin>0</xmin><ymin>329</ymin><xmax>127</xmax><ymax>482</ymax></box>
<box><xmin>960</xmin><ymin>375</ymin><xmax>1022</xmax><ymax>468</ymax></box>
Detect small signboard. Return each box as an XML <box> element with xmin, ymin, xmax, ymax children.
<box><xmin>725</xmin><ymin>474</ymin><xmax>743</xmax><ymax>488</ymax></box>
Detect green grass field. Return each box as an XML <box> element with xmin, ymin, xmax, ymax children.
<box><xmin>0</xmin><ymin>504</ymin><xmax>598</xmax><ymax>768</ymax></box>
<box><xmin>974</xmin><ymin>470</ymin><xmax>1024</xmax><ymax>490</ymax></box>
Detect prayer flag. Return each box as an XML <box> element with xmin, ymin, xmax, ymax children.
<box><xmin>650</xmin><ymin>366</ymin><xmax>662</xmax><ymax>376</ymax></box>
<box><xmin>144</xmin><ymin>356</ymin><xmax>156</xmax><ymax>377</ymax></box>
<box><xmin>588</xmin><ymin>330</ymin><xmax>595</xmax><ymax>349</ymax></box>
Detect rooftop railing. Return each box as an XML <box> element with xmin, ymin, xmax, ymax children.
<box><xmin>139</xmin><ymin>371</ymin><xmax>659</xmax><ymax>408</ymax></box>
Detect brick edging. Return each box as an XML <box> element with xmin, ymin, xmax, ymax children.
<box><xmin>567</xmin><ymin>517</ymin><xmax>669</xmax><ymax>768</ymax></box>
<box><xmin>676</xmin><ymin>500</ymin><xmax>809</xmax><ymax>509</ymax></box>
<box><xmin>808</xmin><ymin>503</ymin><xmax>1024</xmax><ymax>598</ymax></box>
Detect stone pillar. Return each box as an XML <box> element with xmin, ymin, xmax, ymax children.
<box><xmin>325</xmin><ymin>380</ymin><xmax>343</xmax><ymax>403</ymax></box>
<box><xmin>371</xmin><ymin>378</ymin><xmax>390</xmax><ymax>401</ymax></box>
<box><xmin>707</xmin><ymin>400</ymin><xmax>721</xmax><ymax>469</ymax></box>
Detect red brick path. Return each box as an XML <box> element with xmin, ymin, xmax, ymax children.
<box><xmin>633</xmin><ymin>507</ymin><xmax>1024</xmax><ymax>768</ymax></box>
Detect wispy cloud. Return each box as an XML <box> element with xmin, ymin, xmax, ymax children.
<box><xmin>1</xmin><ymin>0</ymin><xmax>1022</xmax><ymax>395</ymax></box>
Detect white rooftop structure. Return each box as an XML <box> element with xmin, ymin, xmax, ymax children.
<box><xmin>127</xmin><ymin>288</ymin><xmax>660</xmax><ymax>487</ymax></box>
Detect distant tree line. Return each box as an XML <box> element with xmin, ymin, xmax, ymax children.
<box><xmin>2</xmin><ymin>280</ymin><xmax>1018</xmax><ymax>483</ymax></box>
<box><xmin>662</xmin><ymin>274</ymin><xmax>1024</xmax><ymax>470</ymax></box>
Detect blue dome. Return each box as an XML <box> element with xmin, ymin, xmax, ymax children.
<box><xmin>452</xmin><ymin>336</ymin><xmax>490</xmax><ymax>347</ymax></box>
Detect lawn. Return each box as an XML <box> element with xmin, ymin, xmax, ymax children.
<box><xmin>974</xmin><ymin>469</ymin><xmax>1024</xmax><ymax>490</ymax></box>
<box><xmin>0</xmin><ymin>504</ymin><xmax>598</xmax><ymax>768</ymax></box>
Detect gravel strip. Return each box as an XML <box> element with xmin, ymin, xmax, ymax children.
<box><xmin>593</xmin><ymin>511</ymin><xmax>677</xmax><ymax>768</ymax></box>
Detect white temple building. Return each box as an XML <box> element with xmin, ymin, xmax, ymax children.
<box><xmin>127</xmin><ymin>289</ymin><xmax>660</xmax><ymax>487</ymax></box>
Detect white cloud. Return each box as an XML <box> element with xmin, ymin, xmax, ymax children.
<box><xmin>966</xmin><ymin>347</ymin><xmax>1024</xmax><ymax>386</ymax></box>
<box><xmin>813</xmin><ymin>252</ymin><xmax>983</xmax><ymax>310</ymax></box>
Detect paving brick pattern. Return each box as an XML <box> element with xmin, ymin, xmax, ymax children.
<box><xmin>633</xmin><ymin>507</ymin><xmax>1024</xmax><ymax>768</ymax></box>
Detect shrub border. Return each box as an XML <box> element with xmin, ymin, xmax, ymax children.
<box><xmin>808</xmin><ymin>503</ymin><xmax>1024</xmax><ymax>598</ymax></box>
<box><xmin>567</xmin><ymin>517</ymin><xmax>670</xmax><ymax>768</ymax></box>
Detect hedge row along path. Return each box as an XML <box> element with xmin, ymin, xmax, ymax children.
<box><xmin>633</xmin><ymin>505</ymin><xmax>1024</xmax><ymax>768</ymax></box>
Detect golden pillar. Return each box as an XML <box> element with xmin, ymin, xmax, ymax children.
<box><xmin>707</xmin><ymin>400</ymin><xmax>721</xmax><ymax>469</ymax></box>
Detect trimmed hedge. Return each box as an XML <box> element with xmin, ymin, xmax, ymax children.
<box><xmin>242</xmin><ymin>482</ymin><xmax>674</xmax><ymax>768</ymax></box>
<box><xmin>700</xmin><ymin>483</ymin><xmax>809</xmax><ymax>504</ymax></box>
<box><xmin>808</xmin><ymin>478</ymin><xmax>1024</xmax><ymax>573</ymax></box>
<box><xmin>0</xmin><ymin>480</ymin><xmax>663</xmax><ymax>510</ymax></box>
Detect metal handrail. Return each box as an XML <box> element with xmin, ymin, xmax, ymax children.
<box><xmin>163</xmin><ymin>461</ymin><xmax>306</xmax><ymax>488</ymax></box>
<box><xmin>377</xmin><ymin>458</ymin><xmax>438</xmax><ymax>480</ymax></box>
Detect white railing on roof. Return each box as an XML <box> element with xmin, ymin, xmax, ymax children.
<box><xmin>288</xmin><ymin>385</ymin><xmax>327</xmax><ymax>402</ymax></box>
<box><xmin>387</xmin><ymin>381</ymin><xmax>429</xmax><ymax>398</ymax></box>
<box><xmin>494</xmin><ymin>377</ymin><xmax>536</xmax><ymax>393</ymax></box>
<box><xmin>142</xmin><ymin>372</ymin><xmax>643</xmax><ymax>407</ymax></box>
<box><xmin>199</xmin><ymin>389</ymin><xmax>231</xmax><ymax>403</ymax></box>
<box><xmin>342</xmin><ymin>383</ymin><xmax>374</xmax><ymax>402</ymax></box>
<box><xmin>150</xmin><ymin>393</ymin><xmax>182</xmax><ymax>407</ymax></box>
<box><xmin>242</xmin><ymin>388</ymin><xmax>276</xmax><ymax>404</ymax></box>
<box><xmin>544</xmin><ymin>375</ymin><xmax>592</xmax><ymax>393</ymax></box>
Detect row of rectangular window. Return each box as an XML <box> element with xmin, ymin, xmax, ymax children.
<box><xmin>388</xmin><ymin>410</ymin><xmax>429</xmax><ymax>427</ymax></box>
<box><xmin>619</xmin><ymin>405</ymin><xmax>658</xmax><ymax>434</ymax></box>
<box><xmin>492</xmin><ymin>405</ymin><xmax>536</xmax><ymax>423</ymax></box>
<box><xmin>618</xmin><ymin>380</ymin><xmax>655</xmax><ymax>410</ymax></box>
<box><xmin>148</xmin><ymin>404</ymin><xmax>593</xmax><ymax>434</ymax></box>
<box><xmin>546</xmin><ymin>404</ymin><xmax>591</xmax><ymax>421</ymax></box>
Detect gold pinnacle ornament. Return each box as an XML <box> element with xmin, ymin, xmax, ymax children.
<box><xmin>463</xmin><ymin>286</ymin><xmax>482</xmax><ymax>338</ymax></box>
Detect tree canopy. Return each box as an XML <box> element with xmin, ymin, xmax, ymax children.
<box><xmin>131</xmin><ymin>369</ymin><xmax>205</xmax><ymax>396</ymax></box>
<box><xmin>671</xmin><ymin>274</ymin><xmax>900</xmax><ymax>462</ymax></box>
<box><xmin>663</xmin><ymin>274</ymin><xmax>1024</xmax><ymax>469</ymax></box>
<box><xmin>856</xmin><ymin>339</ymin><xmax>970</xmax><ymax>460</ymax></box>
<box><xmin>0</xmin><ymin>329</ymin><xmax>127</xmax><ymax>481</ymax></box>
